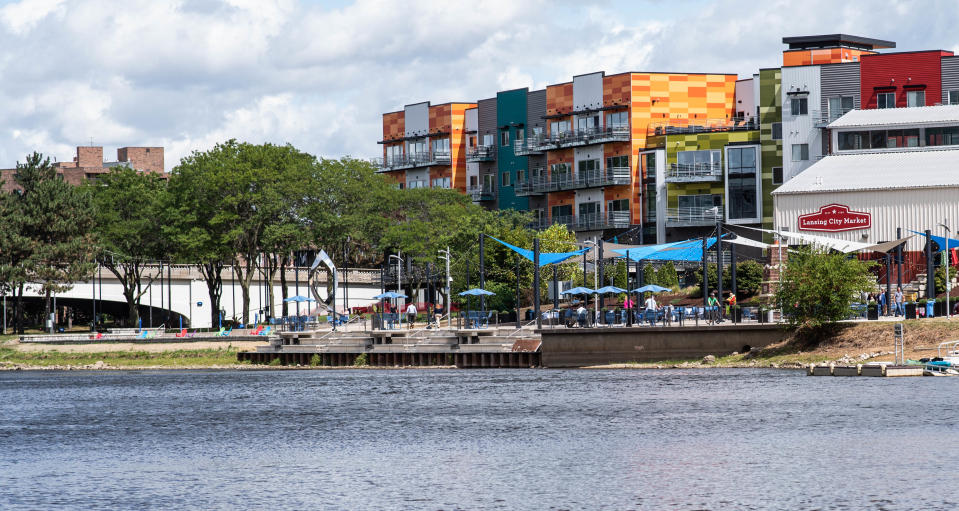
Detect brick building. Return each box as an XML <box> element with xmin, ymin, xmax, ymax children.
<box><xmin>1</xmin><ymin>145</ymin><xmax>165</xmax><ymax>193</ymax></box>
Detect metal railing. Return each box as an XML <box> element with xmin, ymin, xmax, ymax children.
<box><xmin>665</xmin><ymin>162</ymin><xmax>723</xmax><ymax>182</ymax></box>
<box><xmin>528</xmin><ymin>125</ymin><xmax>630</xmax><ymax>151</ymax></box>
<box><xmin>466</xmin><ymin>184</ymin><xmax>495</xmax><ymax>201</ymax></box>
<box><xmin>372</xmin><ymin>151</ymin><xmax>452</xmax><ymax>172</ymax></box>
<box><xmin>466</xmin><ymin>145</ymin><xmax>495</xmax><ymax>162</ymax></box>
<box><xmin>813</xmin><ymin>108</ymin><xmax>854</xmax><ymax>127</ymax></box>
<box><xmin>647</xmin><ymin>118</ymin><xmax>757</xmax><ymax>136</ymax></box>
<box><xmin>664</xmin><ymin>206</ymin><xmax>723</xmax><ymax>226</ymax></box>
<box><xmin>518</xmin><ymin>167</ymin><xmax>632</xmax><ymax>194</ymax></box>
<box><xmin>514</xmin><ymin>135</ymin><xmax>546</xmax><ymax>155</ymax></box>
<box><xmin>529</xmin><ymin>211</ymin><xmax>631</xmax><ymax>231</ymax></box>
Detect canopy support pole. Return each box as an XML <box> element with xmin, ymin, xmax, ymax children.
<box><xmin>515</xmin><ymin>255</ymin><xmax>521</xmax><ymax>329</ymax></box>
<box><xmin>897</xmin><ymin>227</ymin><xmax>903</xmax><ymax>289</ymax></box>
<box><xmin>886</xmin><ymin>253</ymin><xmax>892</xmax><ymax>316</ymax></box>
<box><xmin>926</xmin><ymin>229</ymin><xmax>935</xmax><ymax>300</ymax></box>
<box><xmin>716</xmin><ymin>220</ymin><xmax>724</xmax><ymax>314</ymax></box>
<box><xmin>702</xmin><ymin>236</ymin><xmax>708</xmax><ymax>307</ymax></box>
<box><xmin>534</xmin><ymin>238</ymin><xmax>541</xmax><ymax>329</ymax></box>
<box><xmin>479</xmin><ymin>234</ymin><xmax>486</xmax><ymax>313</ymax></box>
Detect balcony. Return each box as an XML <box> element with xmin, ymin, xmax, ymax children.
<box><xmin>528</xmin><ymin>125</ymin><xmax>631</xmax><ymax>151</ymax></box>
<box><xmin>528</xmin><ymin>211</ymin><xmax>632</xmax><ymax>231</ymax></box>
<box><xmin>813</xmin><ymin>108</ymin><xmax>854</xmax><ymax>128</ymax></box>
<box><xmin>647</xmin><ymin>118</ymin><xmax>758</xmax><ymax>136</ymax></box>
<box><xmin>467</xmin><ymin>184</ymin><xmax>495</xmax><ymax>201</ymax></box>
<box><xmin>466</xmin><ymin>145</ymin><xmax>495</xmax><ymax>162</ymax></box>
<box><xmin>372</xmin><ymin>151</ymin><xmax>451</xmax><ymax>172</ymax></box>
<box><xmin>664</xmin><ymin>206</ymin><xmax>723</xmax><ymax>227</ymax></box>
<box><xmin>664</xmin><ymin>162</ymin><xmax>723</xmax><ymax>182</ymax></box>
<box><xmin>513</xmin><ymin>135</ymin><xmax>545</xmax><ymax>156</ymax></box>
<box><xmin>521</xmin><ymin>167</ymin><xmax>632</xmax><ymax>194</ymax></box>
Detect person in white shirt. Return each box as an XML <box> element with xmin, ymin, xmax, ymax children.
<box><xmin>644</xmin><ymin>295</ymin><xmax>657</xmax><ymax>310</ymax></box>
<box><xmin>405</xmin><ymin>303</ymin><xmax>417</xmax><ymax>330</ymax></box>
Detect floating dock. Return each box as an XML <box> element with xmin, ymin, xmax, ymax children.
<box><xmin>807</xmin><ymin>363</ymin><xmax>926</xmax><ymax>377</ymax></box>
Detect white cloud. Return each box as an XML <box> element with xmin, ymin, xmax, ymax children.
<box><xmin>0</xmin><ymin>0</ymin><xmax>958</xmax><ymax>171</ymax></box>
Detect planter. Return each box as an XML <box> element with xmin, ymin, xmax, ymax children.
<box><xmin>867</xmin><ymin>306</ymin><xmax>879</xmax><ymax>320</ymax></box>
<box><xmin>905</xmin><ymin>302</ymin><xmax>917</xmax><ymax>319</ymax></box>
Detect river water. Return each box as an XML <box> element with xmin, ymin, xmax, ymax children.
<box><xmin>0</xmin><ymin>368</ymin><xmax>957</xmax><ymax>510</ymax></box>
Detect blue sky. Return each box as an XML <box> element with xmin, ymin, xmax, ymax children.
<box><xmin>0</xmin><ymin>0</ymin><xmax>957</xmax><ymax>169</ymax></box>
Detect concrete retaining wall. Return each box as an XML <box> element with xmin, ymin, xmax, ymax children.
<box><xmin>538</xmin><ymin>325</ymin><xmax>789</xmax><ymax>367</ymax></box>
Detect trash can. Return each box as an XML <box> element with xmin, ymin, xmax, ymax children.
<box><xmin>926</xmin><ymin>301</ymin><xmax>935</xmax><ymax>318</ymax></box>
<box><xmin>868</xmin><ymin>305</ymin><xmax>879</xmax><ymax>320</ymax></box>
<box><xmin>905</xmin><ymin>302</ymin><xmax>917</xmax><ymax>319</ymax></box>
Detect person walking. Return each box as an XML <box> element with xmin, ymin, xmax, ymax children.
<box><xmin>894</xmin><ymin>286</ymin><xmax>904</xmax><ymax>317</ymax></box>
<box><xmin>406</xmin><ymin>302</ymin><xmax>417</xmax><ymax>330</ymax></box>
<box><xmin>707</xmin><ymin>291</ymin><xmax>720</xmax><ymax>325</ymax></box>
<box><xmin>644</xmin><ymin>294</ymin><xmax>657</xmax><ymax>326</ymax></box>
<box><xmin>878</xmin><ymin>289</ymin><xmax>887</xmax><ymax>316</ymax></box>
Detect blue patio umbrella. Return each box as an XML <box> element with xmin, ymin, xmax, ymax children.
<box><xmin>631</xmin><ymin>284</ymin><xmax>671</xmax><ymax>293</ymax></box>
<box><xmin>458</xmin><ymin>288</ymin><xmax>496</xmax><ymax>296</ymax></box>
<box><xmin>560</xmin><ymin>286</ymin><xmax>595</xmax><ymax>295</ymax></box>
<box><xmin>373</xmin><ymin>291</ymin><xmax>408</xmax><ymax>300</ymax></box>
<box><xmin>594</xmin><ymin>285</ymin><xmax>627</xmax><ymax>294</ymax></box>
<box><xmin>283</xmin><ymin>295</ymin><xmax>315</xmax><ymax>303</ymax></box>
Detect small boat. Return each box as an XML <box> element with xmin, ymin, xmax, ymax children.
<box><xmin>923</xmin><ymin>341</ymin><xmax>959</xmax><ymax>376</ymax></box>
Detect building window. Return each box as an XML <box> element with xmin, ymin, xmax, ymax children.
<box><xmin>550</xmin><ymin>162</ymin><xmax>571</xmax><ymax>185</ymax></box>
<box><xmin>771</xmin><ymin>122</ymin><xmax>782</xmax><ymax>140</ymax></box>
<box><xmin>482</xmin><ymin>134</ymin><xmax>494</xmax><ymax>147</ymax></box>
<box><xmin>606</xmin><ymin>155</ymin><xmax>628</xmax><ymax>170</ymax></box>
<box><xmin>577</xmin><ymin>158</ymin><xmax>600</xmax><ymax>178</ymax></box>
<box><xmin>772</xmin><ymin>167</ymin><xmax>783</xmax><ymax>185</ymax></box>
<box><xmin>532</xmin><ymin>126</ymin><xmax>543</xmax><ymax>137</ymax></box>
<box><xmin>828</xmin><ymin>96</ymin><xmax>855</xmax><ymax>121</ymax></box>
<box><xmin>949</xmin><ymin>90</ymin><xmax>959</xmax><ymax>105</ymax></box>
<box><xmin>431</xmin><ymin>177</ymin><xmax>450</xmax><ymax>189</ymax></box>
<box><xmin>409</xmin><ymin>138</ymin><xmax>427</xmax><ymax>158</ymax></box>
<box><xmin>726</xmin><ymin>146</ymin><xmax>758</xmax><ymax>221</ymax></box>
<box><xmin>576</xmin><ymin>114</ymin><xmax>600</xmax><ymax>133</ymax></box>
<box><xmin>790</xmin><ymin>97</ymin><xmax>808</xmax><ymax>115</ymax></box>
<box><xmin>551</xmin><ymin>204</ymin><xmax>572</xmax><ymax>222</ymax></box>
<box><xmin>791</xmin><ymin>143</ymin><xmax>809</xmax><ymax>161</ymax></box>
<box><xmin>468</xmin><ymin>136</ymin><xmax>476</xmax><ymax>148</ymax></box>
<box><xmin>677</xmin><ymin>194</ymin><xmax>722</xmax><ymax>213</ymax></box>
<box><xmin>501</xmin><ymin>172</ymin><xmax>511</xmax><ymax>187</ymax></box>
<box><xmin>886</xmin><ymin>129</ymin><xmax>920</xmax><ymax>148</ymax></box>
<box><xmin>838</xmin><ymin>131</ymin><xmax>869</xmax><ymax>150</ymax></box>
<box><xmin>877</xmin><ymin>92</ymin><xmax>896</xmax><ymax>109</ymax></box>
<box><xmin>431</xmin><ymin>138</ymin><xmax>449</xmax><ymax>157</ymax></box>
<box><xmin>500</xmin><ymin>130</ymin><xmax>510</xmax><ymax>147</ymax></box>
<box><xmin>926</xmin><ymin>126</ymin><xmax>959</xmax><ymax>146</ymax></box>
<box><xmin>483</xmin><ymin>174</ymin><xmax>495</xmax><ymax>190</ymax></box>
<box><xmin>550</xmin><ymin>119</ymin><xmax>570</xmax><ymax>136</ymax></box>
<box><xmin>606</xmin><ymin>111</ymin><xmax>628</xmax><ymax>128</ymax></box>
<box><xmin>677</xmin><ymin>149</ymin><xmax>721</xmax><ymax>173</ymax></box>
<box><xmin>516</xmin><ymin>128</ymin><xmax>524</xmax><ymax>142</ymax></box>
<box><xmin>469</xmin><ymin>175</ymin><xmax>478</xmax><ymax>187</ymax></box>
<box><xmin>906</xmin><ymin>90</ymin><xmax>925</xmax><ymax>107</ymax></box>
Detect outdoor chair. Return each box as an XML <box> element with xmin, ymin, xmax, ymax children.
<box><xmin>258</xmin><ymin>326</ymin><xmax>271</xmax><ymax>336</ymax></box>
<box><xmin>174</xmin><ymin>328</ymin><xmax>188</xmax><ymax>338</ymax></box>
<box><xmin>576</xmin><ymin>312</ymin><xmax>587</xmax><ymax>328</ymax></box>
<box><xmin>644</xmin><ymin>309</ymin><xmax>657</xmax><ymax>326</ymax></box>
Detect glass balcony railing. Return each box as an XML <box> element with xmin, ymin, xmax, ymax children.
<box><xmin>647</xmin><ymin>118</ymin><xmax>757</xmax><ymax>136</ymax></box>
<box><xmin>527</xmin><ymin>125</ymin><xmax>630</xmax><ymax>151</ymax></box>
<box><xmin>664</xmin><ymin>162</ymin><xmax>723</xmax><ymax>182</ymax></box>
<box><xmin>518</xmin><ymin>167</ymin><xmax>632</xmax><ymax>195</ymax></box>
<box><xmin>466</xmin><ymin>184</ymin><xmax>495</xmax><ymax>201</ymax></box>
<box><xmin>528</xmin><ymin>211</ymin><xmax>632</xmax><ymax>231</ymax></box>
<box><xmin>466</xmin><ymin>145</ymin><xmax>495</xmax><ymax>162</ymax></box>
<box><xmin>664</xmin><ymin>206</ymin><xmax>723</xmax><ymax>226</ymax></box>
<box><xmin>813</xmin><ymin>108</ymin><xmax>855</xmax><ymax>127</ymax></box>
<box><xmin>372</xmin><ymin>151</ymin><xmax>451</xmax><ymax>172</ymax></box>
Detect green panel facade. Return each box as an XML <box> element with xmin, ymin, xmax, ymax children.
<box><xmin>496</xmin><ymin>89</ymin><xmax>529</xmax><ymax>211</ymax></box>
<box><xmin>758</xmin><ymin>68</ymin><xmax>782</xmax><ymax>234</ymax></box>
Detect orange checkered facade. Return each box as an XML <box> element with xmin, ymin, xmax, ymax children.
<box><xmin>783</xmin><ymin>48</ymin><xmax>876</xmax><ymax>67</ymax></box>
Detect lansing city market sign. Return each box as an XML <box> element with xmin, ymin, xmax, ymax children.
<box><xmin>798</xmin><ymin>204</ymin><xmax>871</xmax><ymax>232</ymax></box>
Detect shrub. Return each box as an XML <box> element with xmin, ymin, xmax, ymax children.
<box><xmin>353</xmin><ymin>353</ymin><xmax>369</xmax><ymax>367</ymax></box>
<box><xmin>776</xmin><ymin>246</ymin><xmax>875</xmax><ymax>331</ymax></box>
<box><xmin>268</xmin><ymin>356</ymin><xmax>282</xmax><ymax>366</ymax></box>
<box><xmin>310</xmin><ymin>354</ymin><xmax>322</xmax><ymax>366</ymax></box>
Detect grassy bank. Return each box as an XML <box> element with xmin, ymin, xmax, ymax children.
<box><xmin>0</xmin><ymin>345</ymin><xmax>247</xmax><ymax>369</ymax></box>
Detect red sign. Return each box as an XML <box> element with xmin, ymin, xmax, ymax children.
<box><xmin>798</xmin><ymin>204</ymin><xmax>871</xmax><ymax>232</ymax></box>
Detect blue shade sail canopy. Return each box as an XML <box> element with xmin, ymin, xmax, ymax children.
<box><xmin>613</xmin><ymin>237</ymin><xmax>721</xmax><ymax>262</ymax></box>
<box><xmin>594</xmin><ymin>285</ymin><xmax>627</xmax><ymax>294</ymax></box>
<box><xmin>487</xmin><ymin>236</ymin><xmax>591</xmax><ymax>266</ymax></box>
<box><xmin>458</xmin><ymin>288</ymin><xmax>496</xmax><ymax>296</ymax></box>
<box><xmin>631</xmin><ymin>284</ymin><xmax>671</xmax><ymax>293</ymax></box>
<box><xmin>910</xmin><ymin>230</ymin><xmax>959</xmax><ymax>253</ymax></box>
<box><xmin>373</xmin><ymin>291</ymin><xmax>408</xmax><ymax>299</ymax></box>
<box><xmin>559</xmin><ymin>286</ymin><xmax>595</xmax><ymax>295</ymax></box>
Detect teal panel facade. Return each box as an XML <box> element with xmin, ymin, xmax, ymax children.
<box><xmin>496</xmin><ymin>89</ymin><xmax>529</xmax><ymax>211</ymax></box>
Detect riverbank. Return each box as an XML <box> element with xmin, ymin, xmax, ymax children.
<box><xmin>3</xmin><ymin>318</ymin><xmax>956</xmax><ymax>370</ymax></box>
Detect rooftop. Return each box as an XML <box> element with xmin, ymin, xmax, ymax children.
<box><xmin>828</xmin><ymin>105</ymin><xmax>959</xmax><ymax>129</ymax></box>
<box><xmin>782</xmin><ymin>34</ymin><xmax>896</xmax><ymax>51</ymax></box>
<box><xmin>772</xmin><ymin>149</ymin><xmax>959</xmax><ymax>195</ymax></box>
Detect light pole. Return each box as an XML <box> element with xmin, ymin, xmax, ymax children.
<box><xmin>939</xmin><ymin>221</ymin><xmax>951</xmax><ymax>319</ymax></box>
<box><xmin>583</xmin><ymin>239</ymin><xmax>599</xmax><ymax>317</ymax></box>
<box><xmin>389</xmin><ymin>253</ymin><xmax>403</xmax><ymax>328</ymax></box>
<box><xmin>437</xmin><ymin>247</ymin><xmax>451</xmax><ymax>329</ymax></box>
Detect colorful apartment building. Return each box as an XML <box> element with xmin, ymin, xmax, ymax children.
<box><xmin>376</xmin><ymin>101</ymin><xmax>476</xmax><ymax>191</ymax></box>
<box><xmin>377</xmin><ymin>32</ymin><xmax>959</xmax><ymax>246</ymax></box>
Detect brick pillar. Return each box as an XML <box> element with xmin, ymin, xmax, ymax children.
<box><xmin>763</xmin><ymin>240</ymin><xmax>788</xmax><ymax>295</ymax></box>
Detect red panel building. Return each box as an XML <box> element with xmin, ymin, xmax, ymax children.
<box><xmin>860</xmin><ymin>50</ymin><xmax>954</xmax><ymax>109</ymax></box>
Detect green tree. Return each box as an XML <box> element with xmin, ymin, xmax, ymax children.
<box><xmin>776</xmin><ymin>247</ymin><xmax>875</xmax><ymax>331</ymax></box>
<box><xmin>0</xmin><ymin>153</ymin><xmax>95</xmax><ymax>332</ymax></box>
<box><xmin>85</xmin><ymin>167</ymin><xmax>168</xmax><ymax>325</ymax></box>
<box><xmin>730</xmin><ymin>260</ymin><xmax>764</xmax><ymax>297</ymax></box>
<box><xmin>656</xmin><ymin>261</ymin><xmax>679</xmax><ymax>289</ymax></box>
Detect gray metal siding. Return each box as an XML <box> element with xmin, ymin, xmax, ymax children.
<box><xmin>527</xmin><ymin>90</ymin><xmax>546</xmax><ymax>134</ymax></box>
<box><xmin>942</xmin><ymin>57</ymin><xmax>959</xmax><ymax>103</ymax></box>
<box><xmin>819</xmin><ymin>62</ymin><xmax>861</xmax><ymax>112</ymax></box>
<box><xmin>477</xmin><ymin>98</ymin><xmax>497</xmax><ymax>144</ymax></box>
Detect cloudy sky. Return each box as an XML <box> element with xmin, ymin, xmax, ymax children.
<box><xmin>1</xmin><ymin>0</ymin><xmax>958</xmax><ymax>170</ymax></box>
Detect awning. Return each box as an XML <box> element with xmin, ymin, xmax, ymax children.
<box><xmin>909</xmin><ymin>230</ymin><xmax>959</xmax><ymax>252</ymax></box>
<box><xmin>487</xmin><ymin>236</ymin><xmax>590</xmax><ymax>266</ymax></box>
<box><xmin>612</xmin><ymin>237</ymin><xmax>720</xmax><ymax>262</ymax></box>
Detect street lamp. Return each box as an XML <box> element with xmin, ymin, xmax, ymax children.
<box><xmin>939</xmin><ymin>221</ymin><xmax>951</xmax><ymax>320</ymax></box>
<box><xmin>389</xmin><ymin>253</ymin><xmax>403</xmax><ymax>328</ymax></box>
<box><xmin>583</xmin><ymin>238</ymin><xmax>599</xmax><ymax>318</ymax></box>
<box><xmin>437</xmin><ymin>247</ymin><xmax>451</xmax><ymax>329</ymax></box>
